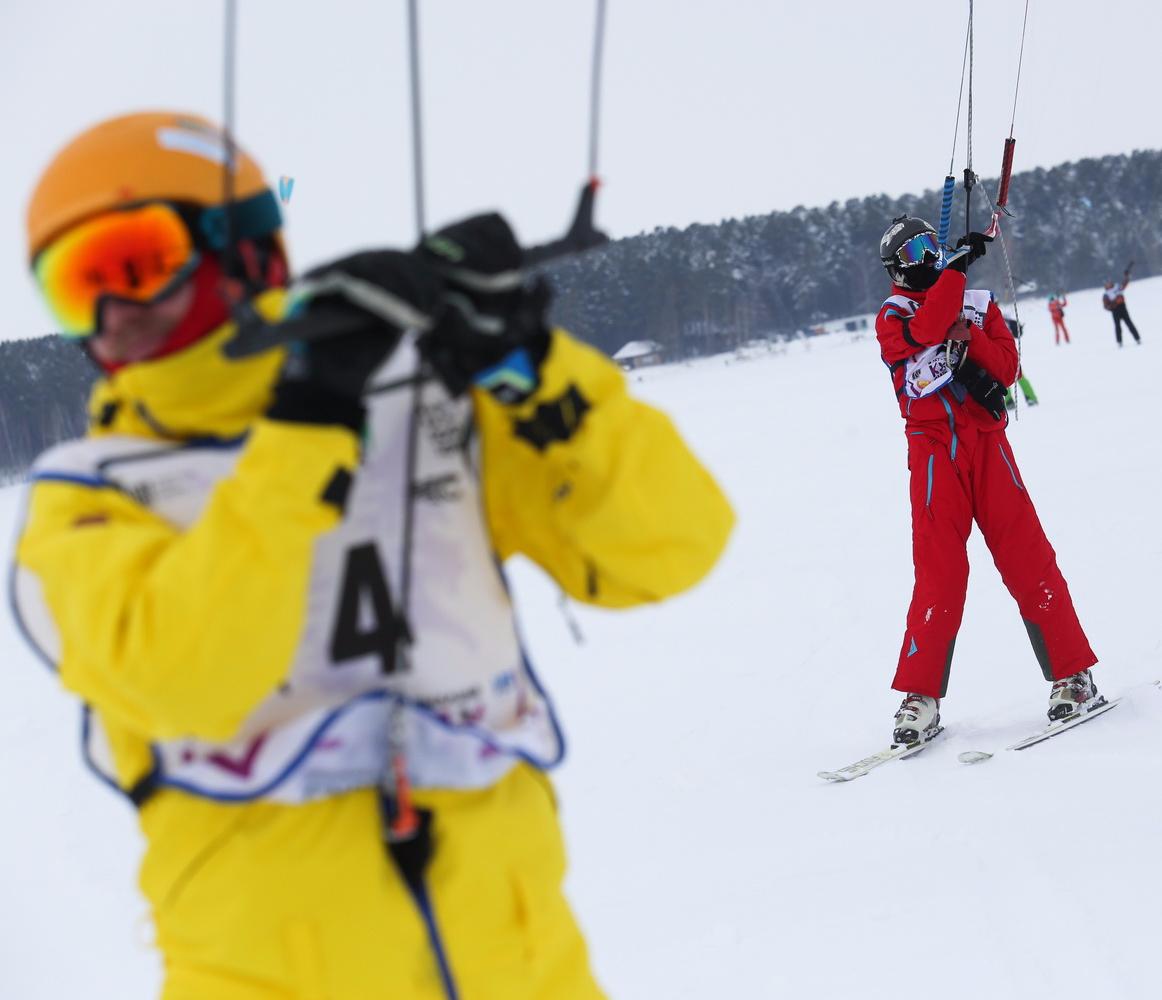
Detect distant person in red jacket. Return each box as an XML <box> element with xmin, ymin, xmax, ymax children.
<box><xmin>1103</xmin><ymin>270</ymin><xmax>1142</xmax><ymax>346</ymax></box>
<box><xmin>874</xmin><ymin>216</ymin><xmax>1100</xmax><ymax>746</ymax></box>
<box><xmin>1048</xmin><ymin>293</ymin><xmax>1070</xmax><ymax>345</ymax></box>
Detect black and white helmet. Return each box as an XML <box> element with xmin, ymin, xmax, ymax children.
<box><xmin>879</xmin><ymin>215</ymin><xmax>941</xmax><ymax>290</ymax></box>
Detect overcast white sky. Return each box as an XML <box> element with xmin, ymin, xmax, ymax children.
<box><xmin>3</xmin><ymin>1</ymin><xmax>1161</xmax><ymax>342</ymax></box>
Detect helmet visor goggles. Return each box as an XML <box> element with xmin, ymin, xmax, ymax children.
<box><xmin>33</xmin><ymin>203</ymin><xmax>200</xmax><ymax>338</ymax></box>
<box><xmin>894</xmin><ymin>231</ymin><xmax>942</xmax><ymax>268</ymax></box>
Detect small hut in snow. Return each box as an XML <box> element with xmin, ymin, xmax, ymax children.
<box><xmin>612</xmin><ymin>340</ymin><xmax>665</xmax><ymax>370</ymax></box>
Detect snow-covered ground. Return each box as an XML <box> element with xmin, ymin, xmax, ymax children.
<box><xmin>2</xmin><ymin>279</ymin><xmax>1159</xmax><ymax>999</ymax></box>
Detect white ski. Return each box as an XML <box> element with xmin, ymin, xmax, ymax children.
<box><xmin>819</xmin><ymin>727</ymin><xmax>944</xmax><ymax>782</ymax></box>
<box><xmin>957</xmin><ymin>698</ymin><xmax>1119</xmax><ymax>764</ymax></box>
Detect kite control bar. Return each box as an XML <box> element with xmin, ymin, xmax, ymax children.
<box><xmin>224</xmin><ymin>181</ymin><xmax>608</xmax><ymax>359</ymax></box>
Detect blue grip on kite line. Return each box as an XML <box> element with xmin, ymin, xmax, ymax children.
<box><xmin>937</xmin><ymin>175</ymin><xmax>956</xmax><ymax>247</ymax></box>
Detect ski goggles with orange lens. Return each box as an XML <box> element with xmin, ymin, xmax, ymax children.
<box><xmin>895</xmin><ymin>231</ymin><xmax>942</xmax><ymax>267</ymax></box>
<box><xmin>34</xmin><ymin>203</ymin><xmax>201</xmax><ymax>338</ymax></box>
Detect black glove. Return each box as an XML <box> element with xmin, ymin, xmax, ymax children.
<box><xmin>953</xmin><ymin>357</ymin><xmax>1007</xmax><ymax>420</ymax></box>
<box><xmin>947</xmin><ymin>231</ymin><xmax>991</xmax><ymax>273</ymax></box>
<box><xmin>415</xmin><ymin>213</ymin><xmax>551</xmax><ymax>401</ymax></box>
<box><xmin>266</xmin><ymin>250</ymin><xmax>440</xmax><ymax>430</ymax></box>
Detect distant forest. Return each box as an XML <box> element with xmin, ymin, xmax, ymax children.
<box><xmin>3</xmin><ymin>148</ymin><xmax>1162</xmax><ymax>480</ymax></box>
<box><xmin>0</xmin><ymin>336</ymin><xmax>93</xmax><ymax>483</ymax></box>
<box><xmin>545</xmin><ymin>149</ymin><xmax>1162</xmax><ymax>356</ymax></box>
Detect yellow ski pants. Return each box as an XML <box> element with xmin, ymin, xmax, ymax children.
<box><xmin>143</xmin><ymin>763</ymin><xmax>605</xmax><ymax>999</ymax></box>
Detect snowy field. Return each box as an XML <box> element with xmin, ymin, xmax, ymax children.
<box><xmin>2</xmin><ymin>278</ymin><xmax>1160</xmax><ymax>998</ymax></box>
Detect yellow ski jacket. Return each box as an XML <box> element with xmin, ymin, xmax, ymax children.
<box><xmin>16</xmin><ymin>309</ymin><xmax>732</xmax><ymax>785</ymax></box>
<box><xmin>11</xmin><ymin>305</ymin><xmax>733</xmax><ymax>998</ymax></box>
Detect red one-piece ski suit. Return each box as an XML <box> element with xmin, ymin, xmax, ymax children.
<box><xmin>1048</xmin><ymin>295</ymin><xmax>1070</xmax><ymax>344</ymax></box>
<box><xmin>875</xmin><ymin>267</ymin><xmax>1096</xmax><ymax>697</ymax></box>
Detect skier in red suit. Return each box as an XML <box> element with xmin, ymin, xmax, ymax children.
<box><xmin>1048</xmin><ymin>293</ymin><xmax>1070</xmax><ymax>344</ymax></box>
<box><xmin>874</xmin><ymin>216</ymin><xmax>1099</xmax><ymax>745</ymax></box>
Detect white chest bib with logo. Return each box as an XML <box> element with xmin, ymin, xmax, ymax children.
<box><xmin>13</xmin><ymin>336</ymin><xmax>563</xmax><ymax>803</ymax></box>
<box><xmin>886</xmin><ymin>289</ymin><xmax>993</xmax><ymax>398</ymax></box>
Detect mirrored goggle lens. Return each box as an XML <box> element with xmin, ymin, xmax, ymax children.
<box><xmin>896</xmin><ymin>232</ymin><xmax>941</xmax><ymax>267</ymax></box>
<box><xmin>34</xmin><ymin>203</ymin><xmax>198</xmax><ymax>337</ymax></box>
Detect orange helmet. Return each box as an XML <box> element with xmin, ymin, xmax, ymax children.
<box><xmin>26</xmin><ymin>110</ymin><xmax>278</xmax><ymax>261</ymax></box>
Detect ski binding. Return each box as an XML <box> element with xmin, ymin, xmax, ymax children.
<box><xmin>957</xmin><ymin>697</ymin><xmax>1119</xmax><ymax>764</ymax></box>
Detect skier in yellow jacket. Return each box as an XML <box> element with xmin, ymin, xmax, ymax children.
<box><xmin>14</xmin><ymin>111</ymin><xmax>734</xmax><ymax>1000</ymax></box>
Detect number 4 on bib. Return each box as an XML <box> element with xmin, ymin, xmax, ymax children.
<box><xmin>329</xmin><ymin>542</ymin><xmax>407</xmax><ymax>673</ymax></box>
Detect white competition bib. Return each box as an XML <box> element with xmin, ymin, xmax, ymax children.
<box><xmin>887</xmin><ymin>291</ymin><xmax>992</xmax><ymax>399</ymax></box>
<box><xmin>903</xmin><ymin>343</ymin><xmax>961</xmax><ymax>398</ymax></box>
<box><xmin>15</xmin><ymin>334</ymin><xmax>564</xmax><ymax>803</ymax></box>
